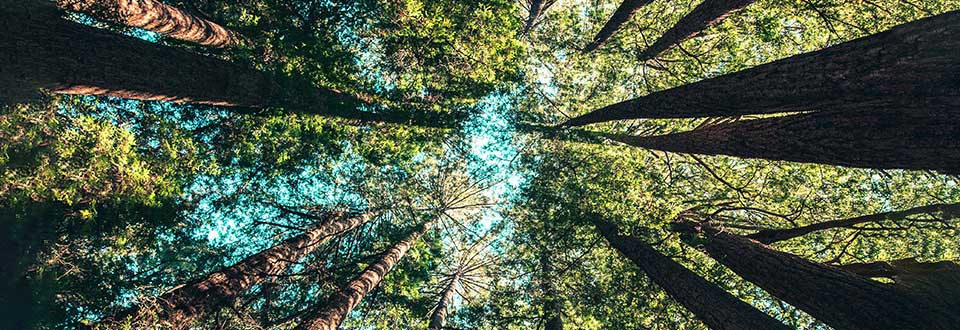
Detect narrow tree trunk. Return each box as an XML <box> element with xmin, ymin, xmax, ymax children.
<box><xmin>583</xmin><ymin>0</ymin><xmax>656</xmax><ymax>52</ymax></box>
<box><xmin>638</xmin><ymin>0</ymin><xmax>756</xmax><ymax>61</ymax></box>
<box><xmin>612</xmin><ymin>108</ymin><xmax>960</xmax><ymax>174</ymax></box>
<box><xmin>58</xmin><ymin>0</ymin><xmax>242</xmax><ymax>48</ymax></box>
<box><xmin>563</xmin><ymin>11</ymin><xmax>960</xmax><ymax>126</ymax></box>
<box><xmin>427</xmin><ymin>273</ymin><xmax>459</xmax><ymax>330</ymax></box>
<box><xmin>675</xmin><ymin>219</ymin><xmax>960</xmax><ymax>330</ymax></box>
<box><xmin>747</xmin><ymin>203</ymin><xmax>960</xmax><ymax>244</ymax></box>
<box><xmin>0</xmin><ymin>5</ymin><xmax>449</xmax><ymax>126</ymax></box>
<box><xmin>589</xmin><ymin>215</ymin><xmax>790</xmax><ymax>330</ymax></box>
<box><xmin>104</xmin><ymin>211</ymin><xmax>374</xmax><ymax>326</ymax></box>
<box><xmin>296</xmin><ymin>222</ymin><xmax>432</xmax><ymax>330</ymax></box>
<box><xmin>522</xmin><ymin>0</ymin><xmax>547</xmax><ymax>36</ymax></box>
<box><xmin>539</xmin><ymin>254</ymin><xmax>563</xmax><ymax>330</ymax></box>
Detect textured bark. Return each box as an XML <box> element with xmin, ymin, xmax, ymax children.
<box><xmin>539</xmin><ymin>254</ymin><xmax>563</xmax><ymax>330</ymax></box>
<box><xmin>105</xmin><ymin>211</ymin><xmax>374</xmax><ymax>326</ymax></box>
<box><xmin>564</xmin><ymin>11</ymin><xmax>960</xmax><ymax>126</ymax></box>
<box><xmin>747</xmin><ymin>203</ymin><xmax>960</xmax><ymax>244</ymax></box>
<box><xmin>0</xmin><ymin>5</ymin><xmax>448</xmax><ymax>126</ymax></box>
<box><xmin>589</xmin><ymin>215</ymin><xmax>790</xmax><ymax>330</ymax></box>
<box><xmin>677</xmin><ymin>220</ymin><xmax>960</xmax><ymax>330</ymax></box>
<box><xmin>839</xmin><ymin>258</ymin><xmax>960</xmax><ymax>308</ymax></box>
<box><xmin>583</xmin><ymin>0</ymin><xmax>656</xmax><ymax>52</ymax></box>
<box><xmin>296</xmin><ymin>222</ymin><xmax>431</xmax><ymax>330</ymax></box>
<box><xmin>613</xmin><ymin>108</ymin><xmax>960</xmax><ymax>174</ymax></box>
<box><xmin>427</xmin><ymin>273</ymin><xmax>459</xmax><ymax>330</ymax></box>
<box><xmin>58</xmin><ymin>0</ymin><xmax>242</xmax><ymax>48</ymax></box>
<box><xmin>638</xmin><ymin>0</ymin><xmax>756</xmax><ymax>61</ymax></box>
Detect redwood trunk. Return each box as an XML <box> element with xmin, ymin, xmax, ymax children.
<box><xmin>614</xmin><ymin>108</ymin><xmax>960</xmax><ymax>174</ymax></box>
<box><xmin>296</xmin><ymin>222</ymin><xmax>431</xmax><ymax>330</ymax></box>
<box><xmin>427</xmin><ymin>273</ymin><xmax>459</xmax><ymax>330</ymax></box>
<box><xmin>638</xmin><ymin>0</ymin><xmax>756</xmax><ymax>61</ymax></box>
<box><xmin>676</xmin><ymin>220</ymin><xmax>960</xmax><ymax>330</ymax></box>
<box><xmin>583</xmin><ymin>0</ymin><xmax>656</xmax><ymax>52</ymax></box>
<box><xmin>522</xmin><ymin>0</ymin><xmax>546</xmax><ymax>35</ymax></box>
<box><xmin>58</xmin><ymin>0</ymin><xmax>242</xmax><ymax>48</ymax></box>
<box><xmin>747</xmin><ymin>203</ymin><xmax>960</xmax><ymax>244</ymax></box>
<box><xmin>540</xmin><ymin>254</ymin><xmax>563</xmax><ymax>330</ymax></box>
<box><xmin>590</xmin><ymin>215</ymin><xmax>789</xmax><ymax>330</ymax></box>
<box><xmin>564</xmin><ymin>11</ymin><xmax>960</xmax><ymax>126</ymax></box>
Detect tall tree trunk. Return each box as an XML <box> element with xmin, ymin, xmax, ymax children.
<box><xmin>104</xmin><ymin>211</ymin><xmax>375</xmax><ymax>326</ymax></box>
<box><xmin>675</xmin><ymin>219</ymin><xmax>960</xmax><ymax>330</ymax></box>
<box><xmin>427</xmin><ymin>273</ymin><xmax>459</xmax><ymax>330</ymax></box>
<box><xmin>563</xmin><ymin>10</ymin><xmax>960</xmax><ymax>126</ymax></box>
<box><xmin>522</xmin><ymin>0</ymin><xmax>547</xmax><ymax>36</ymax></box>
<box><xmin>58</xmin><ymin>0</ymin><xmax>242</xmax><ymax>48</ymax></box>
<box><xmin>295</xmin><ymin>221</ymin><xmax>432</xmax><ymax>330</ymax></box>
<box><xmin>612</xmin><ymin>108</ymin><xmax>960</xmax><ymax>174</ymax></box>
<box><xmin>838</xmin><ymin>258</ymin><xmax>960</xmax><ymax>307</ymax></box>
<box><xmin>583</xmin><ymin>0</ymin><xmax>656</xmax><ymax>52</ymax></box>
<box><xmin>0</xmin><ymin>4</ymin><xmax>448</xmax><ymax>126</ymax></box>
<box><xmin>539</xmin><ymin>254</ymin><xmax>563</xmax><ymax>330</ymax></box>
<box><xmin>747</xmin><ymin>203</ymin><xmax>960</xmax><ymax>244</ymax></box>
<box><xmin>588</xmin><ymin>215</ymin><xmax>790</xmax><ymax>330</ymax></box>
<box><xmin>638</xmin><ymin>0</ymin><xmax>756</xmax><ymax>61</ymax></box>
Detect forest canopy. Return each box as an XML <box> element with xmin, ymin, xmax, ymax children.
<box><xmin>1</xmin><ymin>0</ymin><xmax>959</xmax><ymax>329</ymax></box>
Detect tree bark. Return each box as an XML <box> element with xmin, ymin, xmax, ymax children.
<box><xmin>0</xmin><ymin>5</ymin><xmax>450</xmax><ymax>126</ymax></box>
<box><xmin>638</xmin><ymin>0</ymin><xmax>756</xmax><ymax>61</ymax></box>
<box><xmin>589</xmin><ymin>215</ymin><xmax>790</xmax><ymax>330</ymax></box>
<box><xmin>295</xmin><ymin>221</ymin><xmax>432</xmax><ymax>330</ymax></box>
<box><xmin>539</xmin><ymin>254</ymin><xmax>563</xmax><ymax>330</ymax></box>
<box><xmin>747</xmin><ymin>203</ymin><xmax>960</xmax><ymax>244</ymax></box>
<box><xmin>583</xmin><ymin>0</ymin><xmax>656</xmax><ymax>52</ymax></box>
<box><xmin>427</xmin><ymin>273</ymin><xmax>459</xmax><ymax>330</ymax></box>
<box><xmin>104</xmin><ymin>211</ymin><xmax>374</xmax><ymax>326</ymax></box>
<box><xmin>563</xmin><ymin>10</ymin><xmax>960</xmax><ymax>126</ymax></box>
<box><xmin>522</xmin><ymin>0</ymin><xmax>547</xmax><ymax>36</ymax></box>
<box><xmin>58</xmin><ymin>0</ymin><xmax>242</xmax><ymax>48</ymax></box>
<box><xmin>676</xmin><ymin>219</ymin><xmax>960</xmax><ymax>330</ymax></box>
<box><xmin>612</xmin><ymin>108</ymin><xmax>960</xmax><ymax>174</ymax></box>
<box><xmin>838</xmin><ymin>258</ymin><xmax>960</xmax><ymax>308</ymax></box>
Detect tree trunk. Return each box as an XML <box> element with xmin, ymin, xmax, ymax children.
<box><xmin>0</xmin><ymin>5</ymin><xmax>449</xmax><ymax>126</ymax></box>
<box><xmin>747</xmin><ymin>203</ymin><xmax>960</xmax><ymax>244</ymax></box>
<box><xmin>839</xmin><ymin>258</ymin><xmax>960</xmax><ymax>308</ymax></box>
<box><xmin>612</xmin><ymin>108</ymin><xmax>960</xmax><ymax>174</ymax></box>
<box><xmin>539</xmin><ymin>254</ymin><xmax>563</xmax><ymax>330</ymax></box>
<box><xmin>583</xmin><ymin>0</ymin><xmax>656</xmax><ymax>52</ymax></box>
<box><xmin>58</xmin><ymin>0</ymin><xmax>242</xmax><ymax>48</ymax></box>
<box><xmin>589</xmin><ymin>215</ymin><xmax>790</xmax><ymax>330</ymax></box>
<box><xmin>563</xmin><ymin>11</ymin><xmax>960</xmax><ymax>126</ymax></box>
<box><xmin>295</xmin><ymin>222</ymin><xmax>432</xmax><ymax>330</ymax></box>
<box><xmin>638</xmin><ymin>0</ymin><xmax>756</xmax><ymax>61</ymax></box>
<box><xmin>522</xmin><ymin>0</ymin><xmax>547</xmax><ymax>36</ymax></box>
<box><xmin>675</xmin><ymin>219</ymin><xmax>960</xmax><ymax>330</ymax></box>
<box><xmin>427</xmin><ymin>273</ymin><xmax>459</xmax><ymax>330</ymax></box>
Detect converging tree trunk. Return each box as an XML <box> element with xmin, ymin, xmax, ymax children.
<box><xmin>563</xmin><ymin>10</ymin><xmax>960</xmax><ymax>126</ymax></box>
<box><xmin>103</xmin><ymin>211</ymin><xmax>375</xmax><ymax>326</ymax></box>
<box><xmin>612</xmin><ymin>108</ymin><xmax>960</xmax><ymax>174</ymax></box>
<box><xmin>638</xmin><ymin>0</ymin><xmax>756</xmax><ymax>61</ymax></box>
<box><xmin>1</xmin><ymin>4</ymin><xmax>448</xmax><ymax>126</ymax></box>
<box><xmin>58</xmin><ymin>0</ymin><xmax>243</xmax><ymax>48</ymax></box>
<box><xmin>540</xmin><ymin>254</ymin><xmax>564</xmax><ymax>330</ymax></box>
<box><xmin>522</xmin><ymin>0</ymin><xmax>554</xmax><ymax>36</ymax></box>
<box><xmin>747</xmin><ymin>203</ymin><xmax>960</xmax><ymax>244</ymax></box>
<box><xmin>295</xmin><ymin>221</ymin><xmax>433</xmax><ymax>330</ymax></box>
<box><xmin>427</xmin><ymin>273</ymin><xmax>460</xmax><ymax>330</ymax></box>
<box><xmin>675</xmin><ymin>219</ymin><xmax>960</xmax><ymax>330</ymax></box>
<box><xmin>583</xmin><ymin>0</ymin><xmax>656</xmax><ymax>52</ymax></box>
<box><xmin>588</xmin><ymin>215</ymin><xmax>790</xmax><ymax>330</ymax></box>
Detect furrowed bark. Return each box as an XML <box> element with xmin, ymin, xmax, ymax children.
<box><xmin>747</xmin><ymin>203</ymin><xmax>960</xmax><ymax>244</ymax></box>
<box><xmin>295</xmin><ymin>222</ymin><xmax>432</xmax><ymax>330</ymax></box>
<box><xmin>0</xmin><ymin>5</ymin><xmax>450</xmax><ymax>126</ymax></box>
<box><xmin>838</xmin><ymin>258</ymin><xmax>960</xmax><ymax>307</ymax></box>
<box><xmin>583</xmin><ymin>0</ymin><xmax>656</xmax><ymax>52</ymax></box>
<box><xmin>589</xmin><ymin>215</ymin><xmax>790</xmax><ymax>330</ymax></box>
<box><xmin>104</xmin><ymin>211</ymin><xmax>374</xmax><ymax>326</ymax></box>
<box><xmin>613</xmin><ymin>108</ymin><xmax>960</xmax><ymax>174</ymax></box>
<box><xmin>638</xmin><ymin>0</ymin><xmax>756</xmax><ymax>61</ymax></box>
<box><xmin>427</xmin><ymin>273</ymin><xmax>459</xmax><ymax>330</ymax></box>
<box><xmin>676</xmin><ymin>219</ymin><xmax>960</xmax><ymax>330</ymax></box>
<box><xmin>564</xmin><ymin>11</ymin><xmax>960</xmax><ymax>126</ymax></box>
<box><xmin>58</xmin><ymin>0</ymin><xmax>243</xmax><ymax>48</ymax></box>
